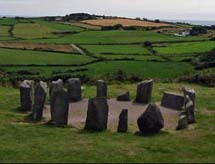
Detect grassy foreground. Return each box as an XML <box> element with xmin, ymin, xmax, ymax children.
<box><xmin>0</xmin><ymin>83</ymin><xmax>214</xmax><ymax>163</ymax></box>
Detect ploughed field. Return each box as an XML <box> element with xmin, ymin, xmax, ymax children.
<box><xmin>0</xmin><ymin>17</ymin><xmax>215</xmax><ymax>162</ymax></box>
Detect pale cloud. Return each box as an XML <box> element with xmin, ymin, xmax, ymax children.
<box><xmin>0</xmin><ymin>0</ymin><xmax>214</xmax><ymax>20</ymax></box>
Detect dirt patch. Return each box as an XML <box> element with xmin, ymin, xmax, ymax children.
<box><xmin>0</xmin><ymin>42</ymin><xmax>79</xmax><ymax>53</ymax></box>
<box><xmin>43</xmin><ymin>99</ymin><xmax>180</xmax><ymax>132</ymax></box>
<box><xmin>81</xmin><ymin>18</ymin><xmax>173</xmax><ymax>27</ymax></box>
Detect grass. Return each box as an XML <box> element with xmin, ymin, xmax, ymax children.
<box><xmin>1</xmin><ymin>60</ymin><xmax>194</xmax><ymax>80</ymax></box>
<box><xmin>13</xmin><ymin>23</ymin><xmax>58</xmax><ymax>39</ymax></box>
<box><xmin>0</xmin><ymin>48</ymin><xmax>94</xmax><ymax>65</ymax></box>
<box><xmin>13</xmin><ymin>21</ymin><xmax>84</xmax><ymax>39</ymax></box>
<box><xmin>23</xmin><ymin>30</ymin><xmax>208</xmax><ymax>44</ymax></box>
<box><xmin>38</xmin><ymin>21</ymin><xmax>84</xmax><ymax>32</ymax></box>
<box><xmin>154</xmin><ymin>41</ymin><xmax>215</xmax><ymax>55</ymax></box>
<box><xmin>81</xmin><ymin>45</ymin><xmax>151</xmax><ymax>55</ymax></box>
<box><xmin>0</xmin><ymin>83</ymin><xmax>214</xmax><ymax>162</ymax></box>
<box><xmin>0</xmin><ymin>25</ymin><xmax>10</xmax><ymax>37</ymax></box>
<box><xmin>93</xmin><ymin>54</ymin><xmax>164</xmax><ymax>61</ymax></box>
<box><xmin>83</xmin><ymin>61</ymin><xmax>194</xmax><ymax>79</ymax></box>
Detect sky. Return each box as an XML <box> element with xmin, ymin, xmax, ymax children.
<box><xmin>0</xmin><ymin>0</ymin><xmax>215</xmax><ymax>21</ymax></box>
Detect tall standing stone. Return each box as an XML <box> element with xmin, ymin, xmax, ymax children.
<box><xmin>137</xmin><ymin>104</ymin><xmax>164</xmax><ymax>135</ymax></box>
<box><xmin>85</xmin><ymin>97</ymin><xmax>109</xmax><ymax>131</ymax></box>
<box><xmin>50</xmin><ymin>79</ymin><xmax>64</xmax><ymax>119</ymax></box>
<box><xmin>96</xmin><ymin>80</ymin><xmax>107</xmax><ymax>97</ymax></box>
<box><xmin>20</xmin><ymin>80</ymin><xmax>33</xmax><ymax>111</ymax></box>
<box><xmin>67</xmin><ymin>78</ymin><xmax>82</xmax><ymax>102</ymax></box>
<box><xmin>32</xmin><ymin>81</ymin><xmax>47</xmax><ymax>121</ymax></box>
<box><xmin>49</xmin><ymin>79</ymin><xmax>64</xmax><ymax>98</ymax></box>
<box><xmin>117</xmin><ymin>109</ymin><xmax>128</xmax><ymax>133</ymax></box>
<box><xmin>183</xmin><ymin>88</ymin><xmax>196</xmax><ymax>124</ymax></box>
<box><xmin>135</xmin><ymin>80</ymin><xmax>153</xmax><ymax>104</ymax></box>
<box><xmin>50</xmin><ymin>89</ymin><xmax>69</xmax><ymax>126</ymax></box>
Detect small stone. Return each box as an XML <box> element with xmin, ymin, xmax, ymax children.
<box><xmin>161</xmin><ymin>92</ymin><xmax>184</xmax><ymax>110</ymax></box>
<box><xmin>137</xmin><ymin>104</ymin><xmax>164</xmax><ymax>135</ymax></box>
<box><xmin>117</xmin><ymin>92</ymin><xmax>130</xmax><ymax>101</ymax></box>
<box><xmin>117</xmin><ymin>109</ymin><xmax>128</xmax><ymax>133</ymax></box>
<box><xmin>20</xmin><ymin>80</ymin><xmax>33</xmax><ymax>111</ymax></box>
<box><xmin>32</xmin><ymin>81</ymin><xmax>47</xmax><ymax>121</ymax></box>
<box><xmin>135</xmin><ymin>80</ymin><xmax>153</xmax><ymax>104</ymax></box>
<box><xmin>96</xmin><ymin>80</ymin><xmax>107</xmax><ymax>97</ymax></box>
<box><xmin>67</xmin><ymin>78</ymin><xmax>82</xmax><ymax>102</ymax></box>
<box><xmin>85</xmin><ymin>97</ymin><xmax>109</xmax><ymax>131</ymax></box>
<box><xmin>176</xmin><ymin>115</ymin><xmax>188</xmax><ymax>130</ymax></box>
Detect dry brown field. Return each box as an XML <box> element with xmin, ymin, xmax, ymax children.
<box><xmin>81</xmin><ymin>18</ymin><xmax>173</xmax><ymax>27</ymax></box>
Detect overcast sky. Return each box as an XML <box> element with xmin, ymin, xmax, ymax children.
<box><xmin>0</xmin><ymin>0</ymin><xmax>215</xmax><ymax>20</ymax></box>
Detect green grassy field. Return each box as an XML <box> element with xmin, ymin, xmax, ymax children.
<box><xmin>23</xmin><ymin>30</ymin><xmax>208</xmax><ymax>44</ymax></box>
<box><xmin>0</xmin><ymin>83</ymin><xmax>214</xmax><ymax>163</ymax></box>
<box><xmin>154</xmin><ymin>41</ymin><xmax>215</xmax><ymax>55</ymax></box>
<box><xmin>1</xmin><ymin>61</ymin><xmax>194</xmax><ymax>81</ymax></box>
<box><xmin>0</xmin><ymin>25</ymin><xmax>10</xmax><ymax>36</ymax></box>
<box><xmin>0</xmin><ymin>48</ymin><xmax>94</xmax><ymax>65</ymax></box>
<box><xmin>13</xmin><ymin>23</ymin><xmax>60</xmax><ymax>39</ymax></box>
<box><xmin>81</xmin><ymin>45</ymin><xmax>151</xmax><ymax>55</ymax></box>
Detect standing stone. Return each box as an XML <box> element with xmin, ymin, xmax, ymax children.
<box><xmin>67</xmin><ymin>78</ymin><xmax>82</xmax><ymax>102</ymax></box>
<box><xmin>96</xmin><ymin>80</ymin><xmax>107</xmax><ymax>97</ymax></box>
<box><xmin>117</xmin><ymin>109</ymin><xmax>128</xmax><ymax>133</ymax></box>
<box><xmin>20</xmin><ymin>80</ymin><xmax>33</xmax><ymax>111</ymax></box>
<box><xmin>117</xmin><ymin>92</ymin><xmax>130</xmax><ymax>101</ymax></box>
<box><xmin>183</xmin><ymin>88</ymin><xmax>196</xmax><ymax>124</ymax></box>
<box><xmin>161</xmin><ymin>92</ymin><xmax>184</xmax><ymax>110</ymax></box>
<box><xmin>50</xmin><ymin>90</ymin><xmax>69</xmax><ymax>126</ymax></box>
<box><xmin>49</xmin><ymin>79</ymin><xmax>64</xmax><ymax>98</ymax></box>
<box><xmin>85</xmin><ymin>97</ymin><xmax>109</xmax><ymax>131</ymax></box>
<box><xmin>137</xmin><ymin>104</ymin><xmax>164</xmax><ymax>135</ymax></box>
<box><xmin>135</xmin><ymin>80</ymin><xmax>153</xmax><ymax>104</ymax></box>
<box><xmin>176</xmin><ymin>115</ymin><xmax>188</xmax><ymax>130</ymax></box>
<box><xmin>32</xmin><ymin>81</ymin><xmax>47</xmax><ymax>121</ymax></box>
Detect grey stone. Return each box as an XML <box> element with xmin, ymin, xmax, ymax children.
<box><xmin>183</xmin><ymin>88</ymin><xmax>196</xmax><ymax>124</ymax></box>
<box><xmin>49</xmin><ymin>79</ymin><xmax>63</xmax><ymax>98</ymax></box>
<box><xmin>176</xmin><ymin>115</ymin><xmax>188</xmax><ymax>130</ymax></box>
<box><xmin>67</xmin><ymin>78</ymin><xmax>82</xmax><ymax>102</ymax></box>
<box><xmin>117</xmin><ymin>92</ymin><xmax>130</xmax><ymax>101</ymax></box>
<box><xmin>50</xmin><ymin>89</ymin><xmax>69</xmax><ymax>126</ymax></box>
<box><xmin>96</xmin><ymin>80</ymin><xmax>107</xmax><ymax>97</ymax></box>
<box><xmin>85</xmin><ymin>97</ymin><xmax>109</xmax><ymax>131</ymax></box>
<box><xmin>20</xmin><ymin>80</ymin><xmax>33</xmax><ymax>111</ymax></box>
<box><xmin>161</xmin><ymin>92</ymin><xmax>184</xmax><ymax>110</ymax></box>
<box><xmin>117</xmin><ymin>109</ymin><xmax>128</xmax><ymax>133</ymax></box>
<box><xmin>50</xmin><ymin>79</ymin><xmax>64</xmax><ymax>121</ymax></box>
<box><xmin>135</xmin><ymin>80</ymin><xmax>153</xmax><ymax>104</ymax></box>
<box><xmin>32</xmin><ymin>81</ymin><xmax>47</xmax><ymax>121</ymax></box>
<box><xmin>137</xmin><ymin>104</ymin><xmax>164</xmax><ymax>135</ymax></box>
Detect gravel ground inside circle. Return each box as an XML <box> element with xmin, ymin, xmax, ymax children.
<box><xmin>43</xmin><ymin>99</ymin><xmax>180</xmax><ymax>132</ymax></box>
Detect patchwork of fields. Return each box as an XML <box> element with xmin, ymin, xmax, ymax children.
<box><xmin>0</xmin><ymin>17</ymin><xmax>214</xmax><ymax>84</ymax></box>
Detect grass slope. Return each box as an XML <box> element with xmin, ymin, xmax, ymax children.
<box><xmin>155</xmin><ymin>41</ymin><xmax>215</xmax><ymax>55</ymax></box>
<box><xmin>0</xmin><ymin>48</ymin><xmax>94</xmax><ymax>65</ymax></box>
<box><xmin>24</xmin><ymin>30</ymin><xmax>208</xmax><ymax>44</ymax></box>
